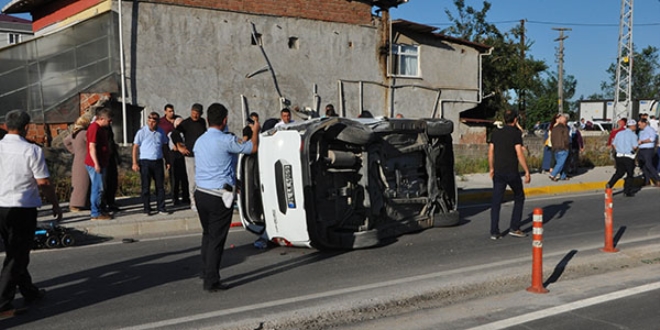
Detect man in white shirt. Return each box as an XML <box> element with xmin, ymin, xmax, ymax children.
<box><xmin>274</xmin><ymin>108</ymin><xmax>294</xmax><ymax>128</ymax></box>
<box><xmin>0</xmin><ymin>110</ymin><xmax>62</xmax><ymax>319</ymax></box>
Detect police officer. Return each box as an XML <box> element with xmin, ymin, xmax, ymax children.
<box><xmin>606</xmin><ymin>119</ymin><xmax>639</xmax><ymax>197</ymax></box>
<box><xmin>193</xmin><ymin>103</ymin><xmax>259</xmax><ymax>292</ymax></box>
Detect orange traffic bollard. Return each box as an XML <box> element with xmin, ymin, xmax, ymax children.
<box><xmin>527</xmin><ymin>208</ymin><xmax>549</xmax><ymax>294</ymax></box>
<box><xmin>601</xmin><ymin>187</ymin><xmax>619</xmax><ymax>253</ymax></box>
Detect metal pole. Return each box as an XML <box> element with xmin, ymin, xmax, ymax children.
<box><xmin>118</xmin><ymin>0</ymin><xmax>128</xmax><ymax>144</ymax></box>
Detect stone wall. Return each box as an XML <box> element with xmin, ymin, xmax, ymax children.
<box><xmin>453</xmin><ymin>134</ymin><xmax>611</xmax><ymax>169</ymax></box>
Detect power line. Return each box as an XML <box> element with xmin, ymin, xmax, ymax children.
<box><xmin>421</xmin><ymin>20</ymin><xmax>660</xmax><ymax>27</ymax></box>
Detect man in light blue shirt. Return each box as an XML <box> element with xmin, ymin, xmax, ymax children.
<box><xmin>607</xmin><ymin>119</ymin><xmax>640</xmax><ymax>196</ymax></box>
<box><xmin>132</xmin><ymin>112</ymin><xmax>170</xmax><ymax>214</ymax></box>
<box><xmin>193</xmin><ymin>103</ymin><xmax>259</xmax><ymax>292</ymax></box>
<box><xmin>636</xmin><ymin>118</ymin><xmax>660</xmax><ymax>186</ymax></box>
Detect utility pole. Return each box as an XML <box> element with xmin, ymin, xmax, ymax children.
<box><xmin>553</xmin><ymin>27</ymin><xmax>571</xmax><ymax>114</ymax></box>
<box><xmin>613</xmin><ymin>0</ymin><xmax>633</xmax><ymax>120</ymax></box>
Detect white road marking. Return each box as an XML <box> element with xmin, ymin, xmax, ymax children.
<box><xmin>466</xmin><ymin>281</ymin><xmax>660</xmax><ymax>330</ymax></box>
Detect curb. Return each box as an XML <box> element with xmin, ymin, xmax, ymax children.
<box><xmin>459</xmin><ymin>180</ymin><xmax>624</xmax><ymax>203</ymax></box>
<box><xmin>66</xmin><ymin>211</ymin><xmax>244</xmax><ymax>241</ymax></box>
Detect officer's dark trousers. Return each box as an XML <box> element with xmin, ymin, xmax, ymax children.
<box><xmin>607</xmin><ymin>156</ymin><xmax>635</xmax><ymax>195</ymax></box>
<box><xmin>638</xmin><ymin>148</ymin><xmax>660</xmax><ymax>185</ymax></box>
<box><xmin>194</xmin><ymin>190</ymin><xmax>233</xmax><ymax>290</ymax></box>
<box><xmin>0</xmin><ymin>207</ymin><xmax>40</xmax><ymax>311</ymax></box>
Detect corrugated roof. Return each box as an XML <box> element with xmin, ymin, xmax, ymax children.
<box><xmin>392</xmin><ymin>19</ymin><xmax>492</xmax><ymax>53</ymax></box>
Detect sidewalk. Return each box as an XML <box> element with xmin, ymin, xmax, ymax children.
<box><xmin>457</xmin><ymin>165</ymin><xmax>623</xmax><ymax>203</ymax></box>
<box><xmin>39</xmin><ymin>166</ymin><xmax>629</xmax><ymax>242</ymax></box>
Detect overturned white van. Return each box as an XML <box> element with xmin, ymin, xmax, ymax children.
<box><xmin>237</xmin><ymin>117</ymin><xmax>459</xmax><ymax>250</ymax></box>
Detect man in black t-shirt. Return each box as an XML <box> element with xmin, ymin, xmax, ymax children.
<box><xmin>171</xmin><ymin>103</ymin><xmax>207</xmax><ymax>210</ymax></box>
<box><xmin>488</xmin><ymin>110</ymin><xmax>531</xmax><ymax>240</ymax></box>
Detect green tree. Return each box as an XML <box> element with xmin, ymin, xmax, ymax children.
<box><xmin>441</xmin><ymin>0</ymin><xmax>547</xmax><ymax>123</ymax></box>
<box><xmin>600</xmin><ymin>45</ymin><xmax>660</xmax><ymax>101</ymax></box>
<box><xmin>526</xmin><ymin>71</ymin><xmax>577</xmax><ymax>128</ymax></box>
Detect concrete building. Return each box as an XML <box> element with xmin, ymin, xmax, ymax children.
<box><xmin>0</xmin><ymin>14</ymin><xmax>32</xmax><ymax>47</ymax></box>
<box><xmin>1</xmin><ymin>0</ymin><xmax>491</xmax><ymax>144</ymax></box>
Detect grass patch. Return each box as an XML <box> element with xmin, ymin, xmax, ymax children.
<box><xmin>454</xmin><ymin>157</ymin><xmax>489</xmax><ymax>175</ymax></box>
<box><xmin>454</xmin><ymin>152</ymin><xmax>613</xmax><ymax>175</ymax></box>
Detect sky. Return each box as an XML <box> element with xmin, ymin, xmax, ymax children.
<box><xmin>3</xmin><ymin>0</ymin><xmax>659</xmax><ymax>106</ymax></box>
<box><xmin>391</xmin><ymin>0</ymin><xmax>660</xmax><ymax>104</ymax></box>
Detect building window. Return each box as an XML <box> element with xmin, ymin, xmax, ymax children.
<box><xmin>391</xmin><ymin>44</ymin><xmax>420</xmax><ymax>77</ymax></box>
<box><xmin>288</xmin><ymin>37</ymin><xmax>299</xmax><ymax>50</ymax></box>
<box><xmin>8</xmin><ymin>33</ymin><xmax>21</xmax><ymax>45</ymax></box>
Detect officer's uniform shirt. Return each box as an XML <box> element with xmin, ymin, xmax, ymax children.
<box><xmin>193</xmin><ymin>127</ymin><xmax>253</xmax><ymax>190</ymax></box>
<box><xmin>612</xmin><ymin>128</ymin><xmax>639</xmax><ymax>157</ymax></box>
<box><xmin>0</xmin><ymin>134</ymin><xmax>49</xmax><ymax>208</ymax></box>
<box><xmin>638</xmin><ymin>126</ymin><xmax>656</xmax><ymax>149</ymax></box>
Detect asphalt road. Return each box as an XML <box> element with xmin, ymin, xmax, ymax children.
<box><xmin>3</xmin><ymin>188</ymin><xmax>660</xmax><ymax>329</ymax></box>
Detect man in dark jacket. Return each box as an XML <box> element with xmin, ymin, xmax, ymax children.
<box><xmin>549</xmin><ymin>114</ymin><xmax>570</xmax><ymax>181</ymax></box>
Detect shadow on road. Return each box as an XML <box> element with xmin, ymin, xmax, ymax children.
<box><xmin>520</xmin><ymin>201</ymin><xmax>573</xmax><ymax>233</ymax></box>
<box><xmin>544</xmin><ymin>249</ymin><xmax>578</xmax><ymax>288</ymax></box>
<box><xmin>223</xmin><ymin>248</ymin><xmax>347</xmax><ymax>287</ymax></box>
<box><xmin>2</xmin><ymin>246</ymin><xmax>202</xmax><ymax>328</ymax></box>
<box><xmin>614</xmin><ymin>226</ymin><xmax>627</xmax><ymax>247</ymax></box>
<box><xmin>1</xmin><ymin>239</ymin><xmax>348</xmax><ymax>328</ymax></box>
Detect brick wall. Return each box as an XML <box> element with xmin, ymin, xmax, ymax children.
<box><xmin>151</xmin><ymin>0</ymin><xmax>374</xmax><ymax>25</ymax></box>
<box><xmin>80</xmin><ymin>93</ymin><xmax>111</xmax><ymax>116</ymax></box>
<box><xmin>24</xmin><ymin>123</ymin><xmax>69</xmax><ymax>146</ymax></box>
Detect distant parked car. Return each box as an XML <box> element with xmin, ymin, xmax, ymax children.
<box><xmin>534</xmin><ymin>122</ymin><xmax>550</xmax><ymax>136</ymax></box>
<box><xmin>237</xmin><ymin>116</ymin><xmax>459</xmax><ymax>250</ymax></box>
<box><xmin>569</xmin><ymin>121</ymin><xmax>612</xmax><ymax>135</ymax></box>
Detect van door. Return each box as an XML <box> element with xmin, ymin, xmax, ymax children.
<box><xmin>237</xmin><ymin>153</ymin><xmax>265</xmax><ymax>234</ymax></box>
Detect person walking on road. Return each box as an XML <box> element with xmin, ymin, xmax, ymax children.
<box><xmin>193</xmin><ymin>103</ymin><xmax>259</xmax><ymax>292</ymax></box>
<box><xmin>549</xmin><ymin>114</ymin><xmax>570</xmax><ymax>181</ymax></box>
<box><xmin>607</xmin><ymin>118</ymin><xmax>627</xmax><ymax>162</ymax></box>
<box><xmin>132</xmin><ymin>112</ymin><xmax>171</xmax><ymax>215</ymax></box>
<box><xmin>607</xmin><ymin>119</ymin><xmax>640</xmax><ymax>196</ymax></box>
<box><xmin>0</xmin><ymin>110</ymin><xmax>62</xmax><ymax>319</ymax></box>
<box><xmin>488</xmin><ymin>110</ymin><xmax>531</xmax><ymax>240</ymax></box>
<box><xmin>171</xmin><ymin>103</ymin><xmax>207</xmax><ymax>210</ymax></box>
<box><xmin>636</xmin><ymin>118</ymin><xmax>660</xmax><ymax>187</ymax></box>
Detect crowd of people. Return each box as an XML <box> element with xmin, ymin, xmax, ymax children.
<box><xmin>0</xmin><ymin>102</ymin><xmax>266</xmax><ymax>318</ymax></box>
<box><xmin>606</xmin><ymin>113</ymin><xmax>660</xmax><ymax>197</ymax></box>
<box><xmin>540</xmin><ymin>113</ymin><xmax>584</xmax><ymax>181</ymax></box>
<box><xmin>490</xmin><ymin>110</ymin><xmax>660</xmax><ymax>241</ymax></box>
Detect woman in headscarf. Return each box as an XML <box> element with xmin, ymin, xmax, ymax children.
<box><xmin>63</xmin><ymin>116</ymin><xmax>91</xmax><ymax>211</ymax></box>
